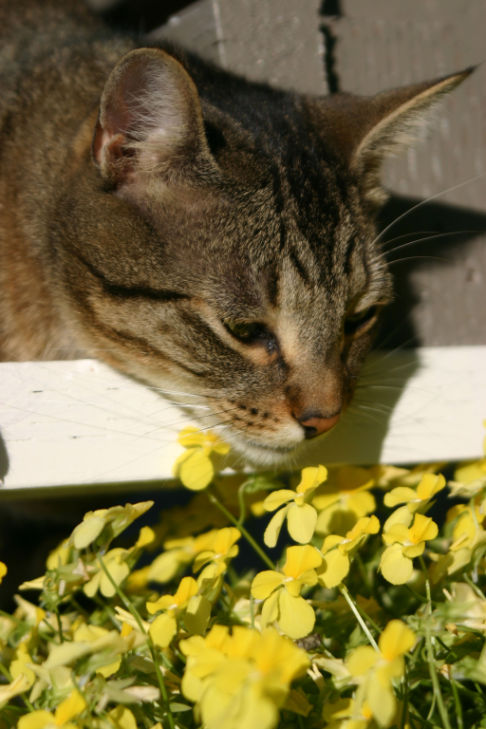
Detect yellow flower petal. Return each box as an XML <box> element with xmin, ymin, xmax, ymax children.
<box><xmin>96</xmin><ymin>656</ymin><xmax>122</xmax><ymax>677</ymax></box>
<box><xmin>147</xmin><ymin>577</ymin><xmax>198</xmax><ymax>614</ymax></box>
<box><xmin>346</xmin><ymin>645</ymin><xmax>377</xmax><ymax>676</ymax></box>
<box><xmin>108</xmin><ymin>706</ymin><xmax>138</xmax><ymax>729</ymax></box>
<box><xmin>384</xmin><ymin>486</ymin><xmax>417</xmax><ymax>508</ymax></box>
<box><xmin>261</xmin><ymin>589</ymin><xmax>281</xmax><ymax>628</ymax></box>
<box><xmin>263</xmin><ymin>505</ymin><xmax>288</xmax><ymax>548</ymax></box>
<box><xmin>211</xmin><ymin>527</ymin><xmax>241</xmax><ymax>555</ymax></box>
<box><xmin>380</xmin><ymin>543</ymin><xmax>413</xmax><ymax>585</ymax></box>
<box><xmin>283</xmin><ymin>544</ymin><xmax>322</xmax><ymax>578</ymax></box>
<box><xmin>10</xmin><ymin>644</ymin><xmax>36</xmax><ymax>689</ymax></box>
<box><xmin>174</xmin><ymin>448</ymin><xmax>214</xmax><ymax>491</ymax></box>
<box><xmin>18</xmin><ymin>710</ymin><xmax>56</xmax><ymax>729</ymax></box>
<box><xmin>277</xmin><ymin>590</ymin><xmax>315</xmax><ymax>639</ymax></box>
<box><xmin>263</xmin><ymin>489</ymin><xmax>295</xmax><ymax>512</ymax></box>
<box><xmin>296</xmin><ymin>465</ymin><xmax>328</xmax><ymax>494</ymax></box>
<box><xmin>287</xmin><ymin>503</ymin><xmax>318</xmax><ymax>544</ymax></box>
<box><xmin>379</xmin><ymin>619</ymin><xmax>415</xmax><ymax>661</ymax></box>
<box><xmin>0</xmin><ymin>674</ymin><xmax>32</xmax><ymax>709</ymax></box>
<box><xmin>347</xmin><ymin>490</ymin><xmax>376</xmax><ymax>517</ymax></box>
<box><xmin>251</xmin><ymin>570</ymin><xmax>284</xmax><ymax>600</ymax></box>
<box><xmin>71</xmin><ymin>514</ymin><xmax>106</xmax><ymax>549</ymax></box>
<box><xmin>135</xmin><ymin>526</ymin><xmax>155</xmax><ymax>548</ymax></box>
<box><xmin>184</xmin><ymin>594</ymin><xmax>212</xmax><ymax>635</ymax></box>
<box><xmin>149</xmin><ymin>612</ymin><xmax>177</xmax><ymax>648</ymax></box>
<box><xmin>177</xmin><ymin>426</ymin><xmax>206</xmax><ymax>448</ymax></box>
<box><xmin>409</xmin><ymin>513</ymin><xmax>438</xmax><ymax>544</ymax></box>
<box><xmin>319</xmin><ymin>549</ymin><xmax>350</xmax><ymax>588</ymax></box>
<box><xmin>177</xmin><ymin>427</ymin><xmax>230</xmax><ymax>454</ymax></box>
<box><xmin>366</xmin><ymin>674</ymin><xmax>397</xmax><ymax>727</ymax></box>
<box><xmin>0</xmin><ymin>561</ymin><xmax>7</xmax><ymax>583</ymax></box>
<box><xmin>416</xmin><ymin>472</ymin><xmax>446</xmax><ymax>500</ymax></box>
<box><xmin>54</xmin><ymin>689</ymin><xmax>87</xmax><ymax>725</ymax></box>
<box><xmin>402</xmin><ymin>542</ymin><xmax>425</xmax><ymax>559</ymax></box>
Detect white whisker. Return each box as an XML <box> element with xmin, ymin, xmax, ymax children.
<box><xmin>372</xmin><ymin>173</ymin><xmax>486</xmax><ymax>248</ymax></box>
<box><xmin>384</xmin><ymin>229</ymin><xmax>481</xmax><ymax>257</ymax></box>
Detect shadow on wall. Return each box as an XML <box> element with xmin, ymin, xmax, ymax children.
<box><xmin>0</xmin><ymin>429</ymin><xmax>8</xmax><ymax>483</ymax></box>
<box><xmin>377</xmin><ymin>195</ymin><xmax>486</xmax><ymax>349</ymax></box>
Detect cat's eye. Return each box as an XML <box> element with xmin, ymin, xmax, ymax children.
<box><xmin>344</xmin><ymin>305</ymin><xmax>379</xmax><ymax>336</ymax></box>
<box><xmin>223</xmin><ymin>320</ymin><xmax>278</xmax><ymax>353</ymax></box>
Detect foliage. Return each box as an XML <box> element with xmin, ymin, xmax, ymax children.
<box><xmin>1</xmin><ymin>426</ymin><xmax>486</xmax><ymax>729</ymax></box>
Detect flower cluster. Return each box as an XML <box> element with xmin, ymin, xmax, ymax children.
<box><xmin>1</xmin><ymin>426</ymin><xmax>486</xmax><ymax>729</ymax></box>
<box><xmin>181</xmin><ymin>625</ymin><xmax>308</xmax><ymax>729</ymax></box>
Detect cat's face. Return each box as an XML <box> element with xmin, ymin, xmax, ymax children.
<box><xmin>56</xmin><ymin>49</ymin><xmax>468</xmax><ymax>464</ymax></box>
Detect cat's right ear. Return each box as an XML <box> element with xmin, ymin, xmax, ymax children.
<box><xmin>92</xmin><ymin>48</ymin><xmax>215</xmax><ymax>185</ymax></box>
<box><xmin>316</xmin><ymin>68</ymin><xmax>473</xmax><ymax>208</ymax></box>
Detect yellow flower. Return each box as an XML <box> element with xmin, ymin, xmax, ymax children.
<box><xmin>430</xmin><ymin>500</ymin><xmax>486</xmax><ymax>579</ymax></box>
<box><xmin>251</xmin><ymin>545</ymin><xmax>322</xmax><ymax>639</ymax></box>
<box><xmin>70</xmin><ymin>501</ymin><xmax>153</xmax><ymax>550</ymax></box>
<box><xmin>444</xmin><ymin>582</ymin><xmax>486</xmax><ymax>631</ymax></box>
<box><xmin>346</xmin><ymin>620</ymin><xmax>415</xmax><ymax>727</ymax></box>
<box><xmin>55</xmin><ymin>690</ymin><xmax>87</xmax><ymax>726</ymax></box>
<box><xmin>380</xmin><ymin>510</ymin><xmax>438</xmax><ymax>585</ymax></box>
<box><xmin>318</xmin><ymin>516</ymin><xmax>380</xmax><ymax>588</ymax></box>
<box><xmin>322</xmin><ymin>696</ymin><xmax>372</xmax><ymax>729</ymax></box>
<box><xmin>0</xmin><ymin>674</ymin><xmax>32</xmax><ymax>710</ymax></box>
<box><xmin>193</xmin><ymin>527</ymin><xmax>241</xmax><ymax>576</ymax></box>
<box><xmin>83</xmin><ymin>548</ymin><xmax>130</xmax><ymax>598</ymax></box>
<box><xmin>147</xmin><ymin>576</ymin><xmax>211</xmax><ymax>646</ymax></box>
<box><xmin>174</xmin><ymin>426</ymin><xmax>230</xmax><ymax>491</ymax></box>
<box><xmin>0</xmin><ymin>560</ymin><xmax>7</xmax><ymax>584</ymax></box>
<box><xmin>181</xmin><ymin>625</ymin><xmax>308</xmax><ymax>729</ymax></box>
<box><xmin>312</xmin><ymin>466</ymin><xmax>375</xmax><ymax>536</ymax></box>
<box><xmin>263</xmin><ymin>465</ymin><xmax>328</xmax><ymax>547</ymax></box>
<box><xmin>449</xmin><ymin>504</ymin><xmax>483</xmax><ymax>551</ymax></box>
<box><xmin>16</xmin><ymin>689</ymin><xmax>86</xmax><ymax>729</ymax></box>
<box><xmin>449</xmin><ymin>459</ymin><xmax>486</xmax><ymax>497</ymax></box>
<box><xmin>148</xmin><ymin>535</ymin><xmax>200</xmax><ymax>583</ymax></box>
<box><xmin>108</xmin><ymin>706</ymin><xmax>138</xmax><ymax>729</ymax></box>
<box><xmin>384</xmin><ymin>473</ymin><xmax>446</xmax><ymax>511</ymax></box>
<box><xmin>371</xmin><ymin>462</ymin><xmax>445</xmax><ymax>489</ymax></box>
<box><xmin>10</xmin><ymin>642</ymin><xmax>36</xmax><ymax>690</ymax></box>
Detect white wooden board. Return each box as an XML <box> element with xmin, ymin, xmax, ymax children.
<box><xmin>0</xmin><ymin>347</ymin><xmax>485</xmax><ymax>495</ymax></box>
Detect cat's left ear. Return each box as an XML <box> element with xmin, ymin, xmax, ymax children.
<box><xmin>92</xmin><ymin>48</ymin><xmax>216</xmax><ymax>185</ymax></box>
<box><xmin>319</xmin><ymin>68</ymin><xmax>473</xmax><ymax>206</ymax></box>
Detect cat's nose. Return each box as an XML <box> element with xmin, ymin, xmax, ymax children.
<box><xmin>297</xmin><ymin>410</ymin><xmax>341</xmax><ymax>439</ymax></box>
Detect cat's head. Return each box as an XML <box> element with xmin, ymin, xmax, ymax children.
<box><xmin>57</xmin><ymin>48</ymin><xmax>470</xmax><ymax>464</ymax></box>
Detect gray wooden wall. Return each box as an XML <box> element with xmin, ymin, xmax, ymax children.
<box><xmin>154</xmin><ymin>0</ymin><xmax>486</xmax><ymax>348</ymax></box>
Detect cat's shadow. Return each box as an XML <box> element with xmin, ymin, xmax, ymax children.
<box><xmin>291</xmin><ymin>192</ymin><xmax>486</xmax><ymax>467</ymax></box>
<box><xmin>0</xmin><ymin>429</ymin><xmax>9</xmax><ymax>483</ymax></box>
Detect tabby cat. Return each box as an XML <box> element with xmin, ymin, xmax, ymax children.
<box><xmin>0</xmin><ymin>0</ymin><xmax>470</xmax><ymax>464</ymax></box>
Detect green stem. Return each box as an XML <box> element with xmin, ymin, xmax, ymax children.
<box><xmin>420</xmin><ymin>557</ymin><xmax>452</xmax><ymax>729</ymax></box>
<box><xmin>450</xmin><ymin>678</ymin><xmax>464</xmax><ymax>729</ymax></box>
<box><xmin>208</xmin><ymin>490</ymin><xmax>276</xmax><ymax>570</ymax></box>
<box><xmin>0</xmin><ymin>661</ymin><xmax>11</xmax><ymax>681</ymax></box>
<box><xmin>339</xmin><ymin>584</ymin><xmax>379</xmax><ymax>652</ymax></box>
<box><xmin>237</xmin><ymin>483</ymin><xmax>248</xmax><ymax>525</ymax></box>
<box><xmin>463</xmin><ymin>573</ymin><xmax>485</xmax><ymax>599</ymax></box>
<box><xmin>55</xmin><ymin>609</ymin><xmax>64</xmax><ymax>643</ymax></box>
<box><xmin>97</xmin><ymin>556</ymin><xmax>175</xmax><ymax>729</ymax></box>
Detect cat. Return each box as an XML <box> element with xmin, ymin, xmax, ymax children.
<box><xmin>0</xmin><ymin>0</ymin><xmax>471</xmax><ymax>465</ymax></box>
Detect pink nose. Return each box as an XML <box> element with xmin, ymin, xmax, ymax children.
<box><xmin>297</xmin><ymin>411</ymin><xmax>341</xmax><ymax>439</ymax></box>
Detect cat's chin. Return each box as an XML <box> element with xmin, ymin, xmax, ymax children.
<box><xmin>223</xmin><ymin>434</ymin><xmax>303</xmax><ymax>468</ymax></box>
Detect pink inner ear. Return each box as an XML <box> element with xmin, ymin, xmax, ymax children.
<box><xmin>92</xmin><ymin>119</ymin><xmax>126</xmax><ymax>169</ymax></box>
<box><xmin>91</xmin><ymin>48</ymin><xmax>213</xmax><ymax>185</ymax></box>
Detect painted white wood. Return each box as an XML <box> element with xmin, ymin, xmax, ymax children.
<box><xmin>0</xmin><ymin>347</ymin><xmax>484</xmax><ymax>495</ymax></box>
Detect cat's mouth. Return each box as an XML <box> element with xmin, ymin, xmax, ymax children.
<box><xmin>218</xmin><ymin>426</ymin><xmax>314</xmax><ymax>467</ymax></box>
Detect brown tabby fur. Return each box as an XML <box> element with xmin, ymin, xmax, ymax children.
<box><xmin>0</xmin><ymin>0</ymin><xmax>470</xmax><ymax>463</ymax></box>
